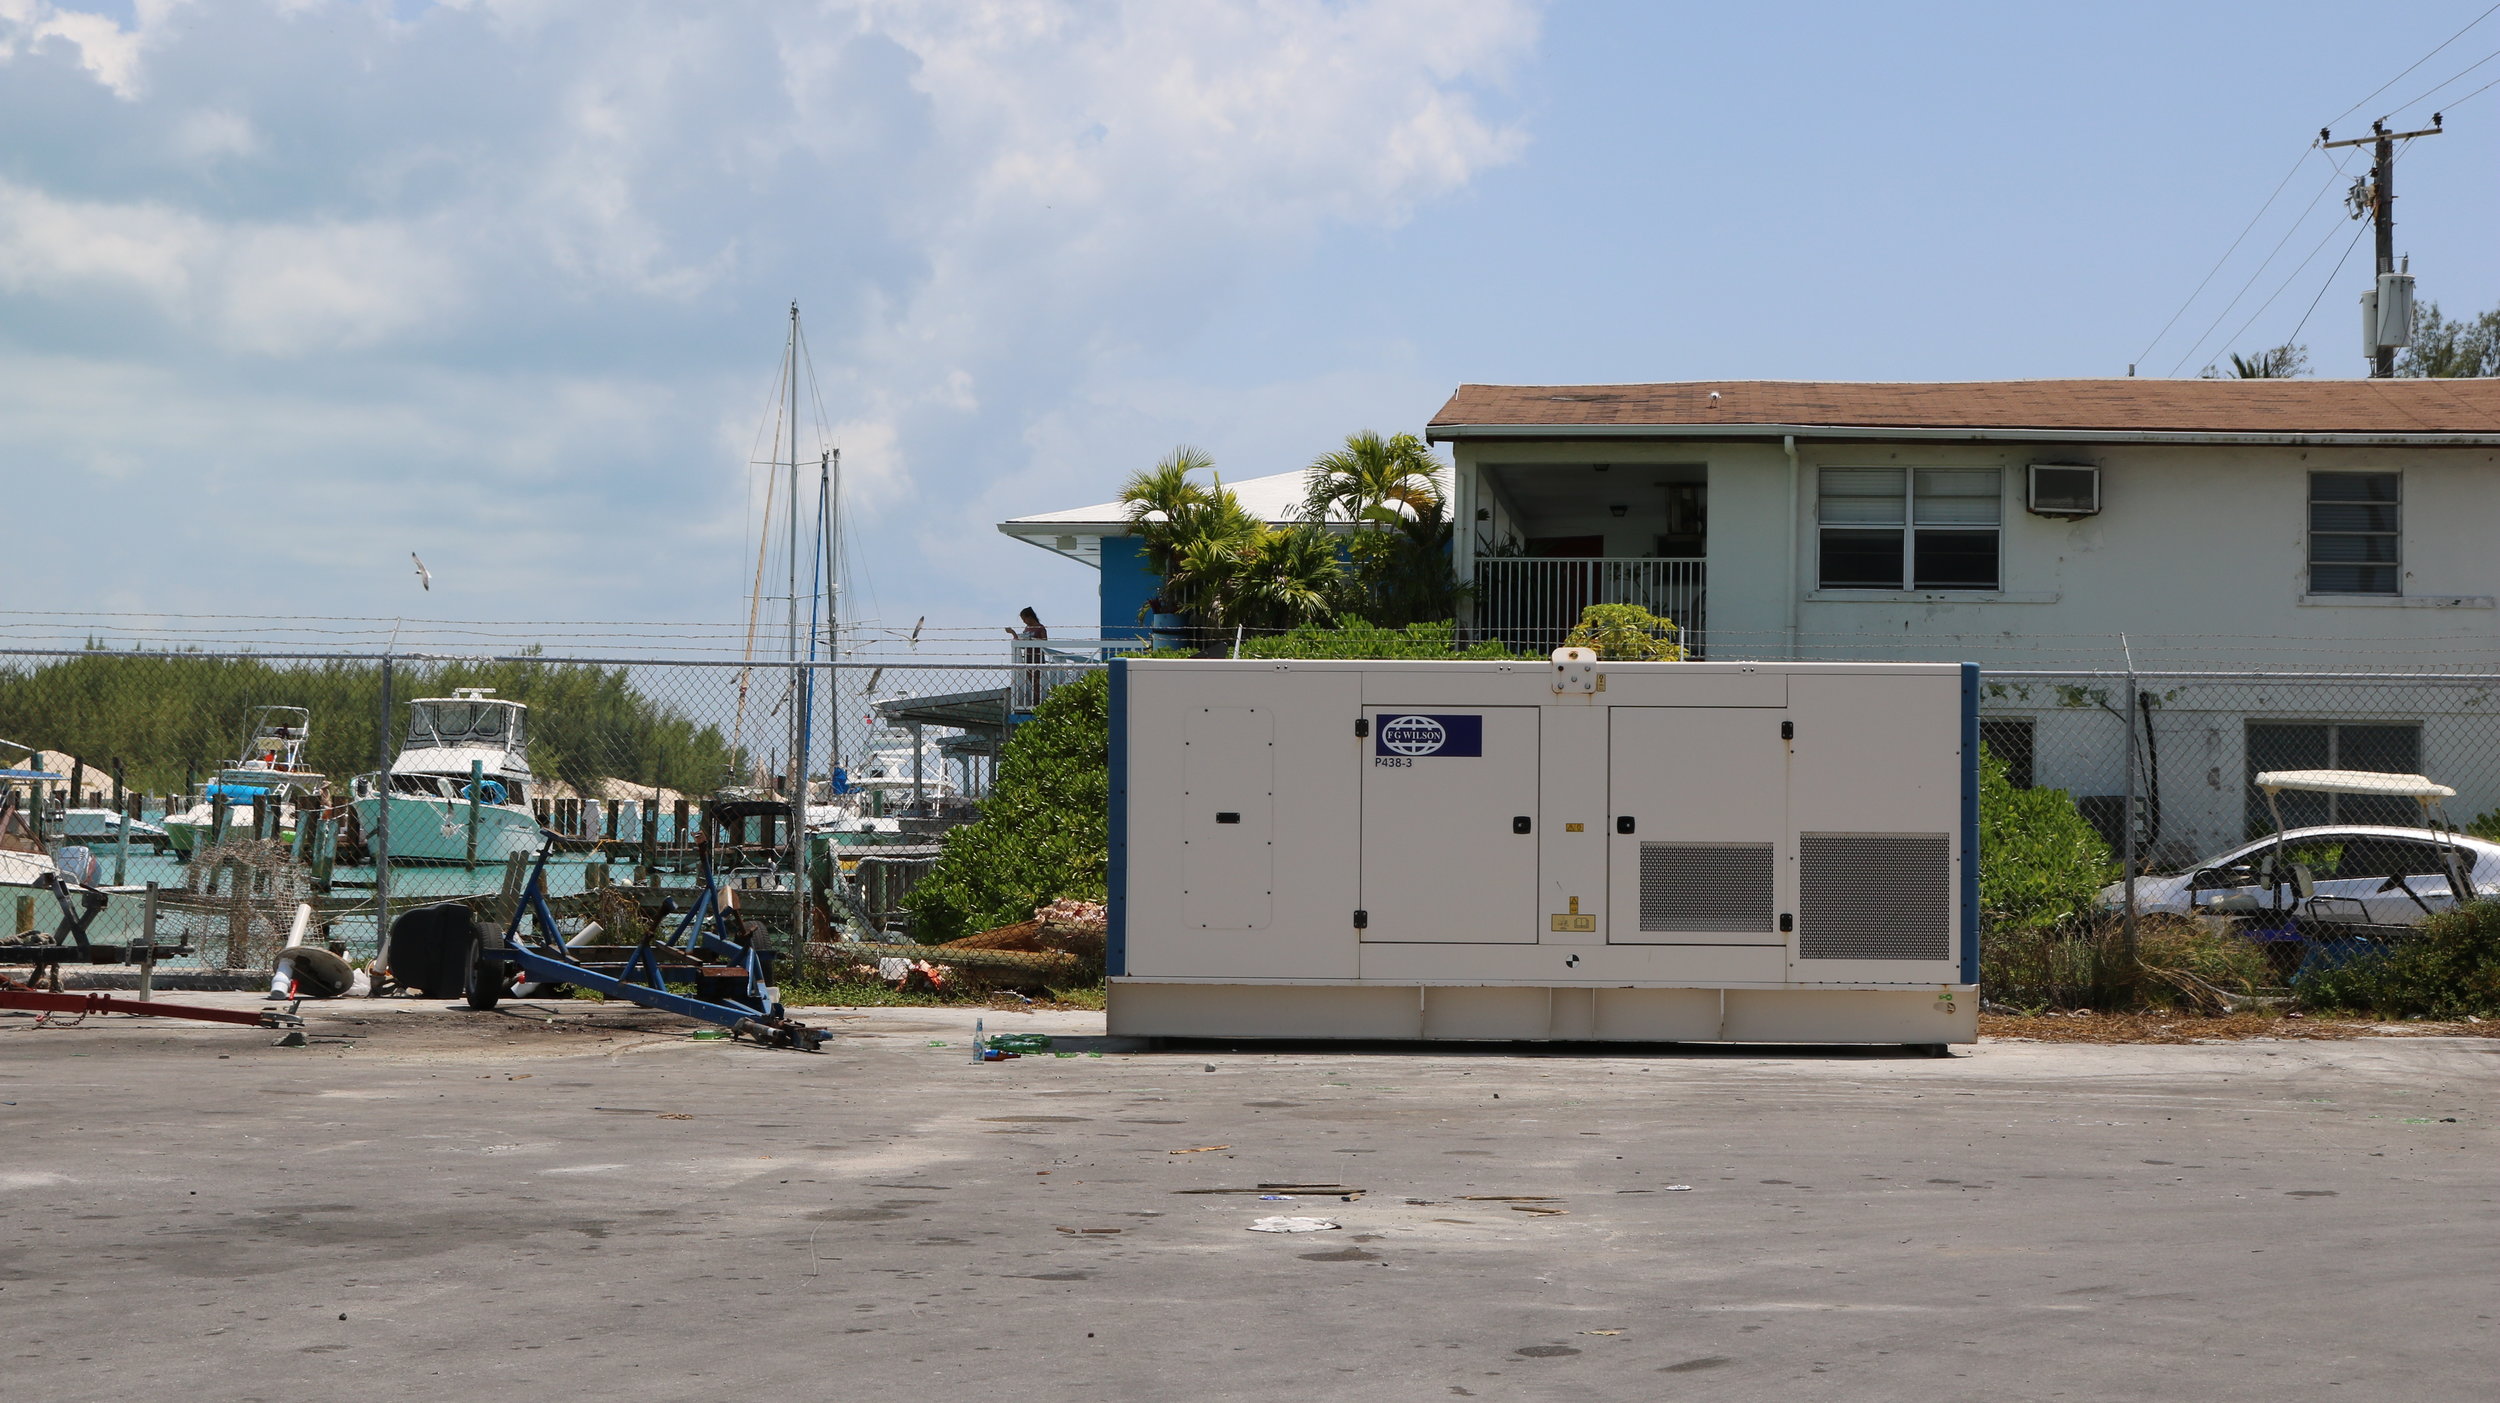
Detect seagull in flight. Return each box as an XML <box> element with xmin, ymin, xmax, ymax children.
<box><xmin>411</xmin><ymin>552</ymin><xmax>432</xmax><ymax>591</ymax></box>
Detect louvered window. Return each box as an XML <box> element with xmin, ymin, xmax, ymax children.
<box><xmin>1818</xmin><ymin>467</ymin><xmax>2001</xmax><ymax>590</ymax></box>
<box><xmin>2308</xmin><ymin>472</ymin><xmax>2399</xmax><ymax>596</ymax></box>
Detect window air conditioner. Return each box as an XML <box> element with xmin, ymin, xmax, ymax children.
<box><xmin>2027</xmin><ymin>464</ymin><xmax>2100</xmax><ymax>518</ymax></box>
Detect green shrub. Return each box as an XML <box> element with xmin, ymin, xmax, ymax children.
<box><xmin>2298</xmin><ymin>899</ymin><xmax>2500</xmax><ymax>1018</ymax></box>
<box><xmin>1979</xmin><ymin>747</ymin><xmax>2114</xmax><ymax>933</ymax></box>
<box><xmin>1236</xmin><ymin>619</ymin><xmax>1525</xmax><ymax>660</ymax></box>
<box><xmin>901</xmin><ymin>672</ymin><xmax>1110</xmax><ymax>944</ymax></box>
<box><xmin>1562</xmin><ymin>604</ymin><xmax>1684</xmax><ymax>660</ymax></box>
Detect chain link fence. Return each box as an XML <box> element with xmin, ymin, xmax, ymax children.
<box><xmin>7</xmin><ymin>644</ymin><xmax>2496</xmax><ymax>1000</ymax></box>
<box><xmin>0</xmin><ymin>646</ymin><xmax>1111</xmax><ymax>982</ymax></box>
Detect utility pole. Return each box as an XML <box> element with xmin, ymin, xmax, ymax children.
<box><xmin>2323</xmin><ymin>115</ymin><xmax>2443</xmax><ymax>377</ymax></box>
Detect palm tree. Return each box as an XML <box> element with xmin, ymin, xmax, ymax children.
<box><xmin>1239</xmin><ymin>526</ymin><xmax>1347</xmax><ymax>630</ymax></box>
<box><xmin>1301</xmin><ymin>430</ymin><xmax>1445</xmax><ymax>528</ymax></box>
<box><xmin>1119</xmin><ymin>446</ymin><xmax>1218</xmax><ymax>577</ymax></box>
<box><xmin>1299</xmin><ymin>430</ymin><xmax>1460</xmax><ymax>627</ymax></box>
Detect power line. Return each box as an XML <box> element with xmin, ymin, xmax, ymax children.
<box><xmin>2323</xmin><ymin>2</ymin><xmax>2500</xmax><ymax>128</ymax></box>
<box><xmin>2132</xmin><ymin>146</ymin><xmax>2317</xmax><ymax>370</ymax></box>
<box><xmin>2385</xmin><ymin>44</ymin><xmax>2500</xmax><ymax>121</ymax></box>
<box><xmin>2286</xmin><ymin>221</ymin><xmax>2374</xmax><ymax>349</ymax></box>
<box><xmin>2168</xmin><ymin>152</ymin><xmax>2355</xmax><ymax>376</ymax></box>
<box><xmin>2430</xmin><ymin>67</ymin><xmax>2500</xmax><ymax>113</ymax></box>
<box><xmin>2213</xmin><ymin>210</ymin><xmax>2369</xmax><ymax>371</ymax></box>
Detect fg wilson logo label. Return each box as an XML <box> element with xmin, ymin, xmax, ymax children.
<box><xmin>1374</xmin><ymin>714</ymin><xmax>1483</xmax><ymax>758</ymax></box>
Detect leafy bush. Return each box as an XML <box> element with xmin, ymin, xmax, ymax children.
<box><xmin>1237</xmin><ymin>620</ymin><xmax>1524</xmax><ymax>661</ymax></box>
<box><xmin>2298</xmin><ymin>899</ymin><xmax>2500</xmax><ymax>1018</ymax></box>
<box><xmin>1563</xmin><ymin>604</ymin><xmax>1684</xmax><ymax>660</ymax></box>
<box><xmin>1979</xmin><ymin>747</ymin><xmax>2114</xmax><ymax>933</ymax></box>
<box><xmin>902</xmin><ymin>671</ymin><xmax>1110</xmax><ymax>944</ymax></box>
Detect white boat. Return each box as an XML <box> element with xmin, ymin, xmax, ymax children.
<box><xmin>0</xmin><ymin>775</ymin><xmax>62</xmax><ymax>894</ymax></box>
<box><xmin>843</xmin><ymin>722</ymin><xmax>960</xmax><ymax>796</ymax></box>
<box><xmin>348</xmin><ymin>688</ymin><xmax>542</xmax><ymax>865</ymax></box>
<box><xmin>57</xmin><ymin>809</ymin><xmax>170</xmax><ymax>849</ymax></box>
<box><xmin>165</xmin><ymin>706</ymin><xmax>324</xmax><ymax>856</ymax></box>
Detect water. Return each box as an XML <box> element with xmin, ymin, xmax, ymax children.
<box><xmin>10</xmin><ymin>849</ymin><xmax>633</xmax><ymax>969</ymax></box>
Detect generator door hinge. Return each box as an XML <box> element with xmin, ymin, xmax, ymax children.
<box><xmin>1780</xmin><ymin>720</ymin><xmax>1795</xmax><ymax>740</ymax></box>
<box><xmin>1354</xmin><ymin>718</ymin><xmax>1370</xmax><ymax>738</ymax></box>
<box><xmin>1352</xmin><ymin>909</ymin><xmax>1369</xmax><ymax>929</ymax></box>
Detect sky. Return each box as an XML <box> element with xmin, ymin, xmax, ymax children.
<box><xmin>4</xmin><ymin>0</ymin><xmax>2497</xmax><ymax>654</ymax></box>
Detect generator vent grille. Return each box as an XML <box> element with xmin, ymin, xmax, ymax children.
<box><xmin>1798</xmin><ymin>832</ymin><xmax>1952</xmax><ymax>960</ymax></box>
<box><xmin>1639</xmin><ymin>843</ymin><xmax>1776</xmax><ymax>932</ymax></box>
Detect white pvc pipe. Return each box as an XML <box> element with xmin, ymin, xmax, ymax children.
<box><xmin>265</xmin><ymin>901</ymin><xmax>314</xmax><ymax>999</ymax></box>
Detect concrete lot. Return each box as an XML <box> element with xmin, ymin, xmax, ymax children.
<box><xmin>2</xmin><ymin>998</ymin><xmax>2493</xmax><ymax>1402</ymax></box>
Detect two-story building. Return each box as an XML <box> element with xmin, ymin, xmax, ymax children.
<box><xmin>1004</xmin><ymin>378</ymin><xmax>2500</xmax><ymax>862</ymax></box>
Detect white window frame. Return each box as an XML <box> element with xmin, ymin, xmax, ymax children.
<box><xmin>1816</xmin><ymin>467</ymin><xmax>2004</xmax><ymax>591</ymax></box>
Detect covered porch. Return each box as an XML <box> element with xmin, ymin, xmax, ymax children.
<box><xmin>1463</xmin><ymin>460</ymin><xmax>1708</xmax><ymax>654</ymax></box>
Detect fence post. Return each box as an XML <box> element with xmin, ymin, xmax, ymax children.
<box><xmin>112</xmin><ymin>764</ymin><xmax>131</xmax><ymax>886</ymax></box>
<box><xmin>138</xmin><ymin>881</ymin><xmax>158</xmax><ymax>1001</ymax></box>
<box><xmin>370</xmin><ymin>654</ymin><xmax>395</xmax><ymax>991</ymax></box>
<box><xmin>2121</xmin><ymin>670</ymin><xmax>2140</xmax><ymax>995</ymax></box>
<box><xmin>466</xmin><ymin>758</ymin><xmax>482</xmax><ymax>870</ymax></box>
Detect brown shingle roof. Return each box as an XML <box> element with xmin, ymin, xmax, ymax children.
<box><xmin>1428</xmin><ymin>379</ymin><xmax>2500</xmax><ymax>440</ymax></box>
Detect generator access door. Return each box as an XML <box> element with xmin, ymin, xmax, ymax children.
<box><xmin>1607</xmin><ymin>707</ymin><xmax>1789</xmax><ymax>946</ymax></box>
<box><xmin>1359</xmin><ymin>706</ymin><xmax>1540</xmax><ymax>943</ymax></box>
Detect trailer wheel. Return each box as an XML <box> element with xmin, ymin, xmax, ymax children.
<box><xmin>463</xmin><ymin>938</ymin><xmax>502</xmax><ymax>1010</ymax></box>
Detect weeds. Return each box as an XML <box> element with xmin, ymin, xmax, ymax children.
<box><xmin>2297</xmin><ymin>899</ymin><xmax>2500</xmax><ymax>1018</ymax></box>
<box><xmin>1983</xmin><ymin>914</ymin><xmax>2270</xmax><ymax>1014</ymax></box>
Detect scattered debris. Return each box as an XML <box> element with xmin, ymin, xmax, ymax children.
<box><xmin>1170</xmin><ymin>1145</ymin><xmax>1231</xmax><ymax>1155</ymax></box>
<box><xmin>1510</xmin><ymin>1205</ymin><xmax>1569</xmax><ymax>1216</ymax></box>
<box><xmin>1459</xmin><ymin>1195</ymin><xmax>1558</xmax><ymax>1202</ymax></box>
<box><xmin>1664</xmin><ymin>1185</ymin><xmax>1694</xmax><ymax>1192</ymax></box>
<box><xmin>1247</xmin><ymin>1216</ymin><xmax>1339</xmax><ymax>1233</ymax></box>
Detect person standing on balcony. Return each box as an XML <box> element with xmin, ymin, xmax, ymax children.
<box><xmin>1009</xmin><ymin>607</ymin><xmax>1048</xmax><ymax>710</ymax></box>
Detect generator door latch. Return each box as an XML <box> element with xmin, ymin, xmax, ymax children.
<box><xmin>1216</xmin><ymin>812</ymin><xmax>1241</xmax><ymax>824</ymax></box>
<box><xmin>1781</xmin><ymin>720</ymin><xmax>1795</xmax><ymax>741</ymax></box>
<box><xmin>1354</xmin><ymin>718</ymin><xmax>1370</xmax><ymax>738</ymax></box>
<box><xmin>1512</xmin><ymin>815</ymin><xmax>1533</xmax><ymax>835</ymax></box>
<box><xmin>1615</xmin><ymin>816</ymin><xmax>1635</xmax><ymax>834</ymax></box>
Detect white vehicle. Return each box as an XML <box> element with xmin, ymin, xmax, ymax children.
<box><xmin>349</xmin><ymin>689</ymin><xmax>541</xmax><ymax>865</ymax></box>
<box><xmin>2099</xmin><ymin>770</ymin><xmax>2499</xmax><ymax>926</ymax></box>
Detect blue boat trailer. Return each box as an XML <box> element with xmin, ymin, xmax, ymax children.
<box><xmin>467</xmin><ymin>836</ymin><xmax>830</xmax><ymax>1051</ymax></box>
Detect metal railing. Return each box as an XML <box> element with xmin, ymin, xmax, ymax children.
<box><xmin>1472</xmin><ymin>557</ymin><xmax>1705</xmax><ymax>653</ymax></box>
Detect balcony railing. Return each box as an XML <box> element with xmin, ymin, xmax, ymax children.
<box><xmin>1472</xmin><ymin>557</ymin><xmax>1706</xmax><ymax>655</ymax></box>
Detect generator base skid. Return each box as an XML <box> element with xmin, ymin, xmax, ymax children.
<box><xmin>1108</xmin><ymin>980</ymin><xmax>1976</xmax><ymax>1045</ymax></box>
<box><xmin>1109</xmin><ymin>656</ymin><xmax>1983</xmax><ymax>1049</ymax></box>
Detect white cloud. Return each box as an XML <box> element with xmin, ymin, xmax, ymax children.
<box><xmin>170</xmin><ymin>106</ymin><xmax>258</xmax><ymax>159</ymax></box>
<box><xmin>0</xmin><ymin>178</ymin><xmax>461</xmax><ymax>353</ymax></box>
<box><xmin>0</xmin><ymin>0</ymin><xmax>1540</xmax><ymax>630</ymax></box>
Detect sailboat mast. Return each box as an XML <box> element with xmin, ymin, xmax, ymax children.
<box><xmin>785</xmin><ymin>303</ymin><xmax>807</xmax><ymax>921</ymax></box>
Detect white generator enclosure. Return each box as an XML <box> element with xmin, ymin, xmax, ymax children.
<box><xmin>1107</xmin><ymin>657</ymin><xmax>1979</xmax><ymax>1045</ymax></box>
